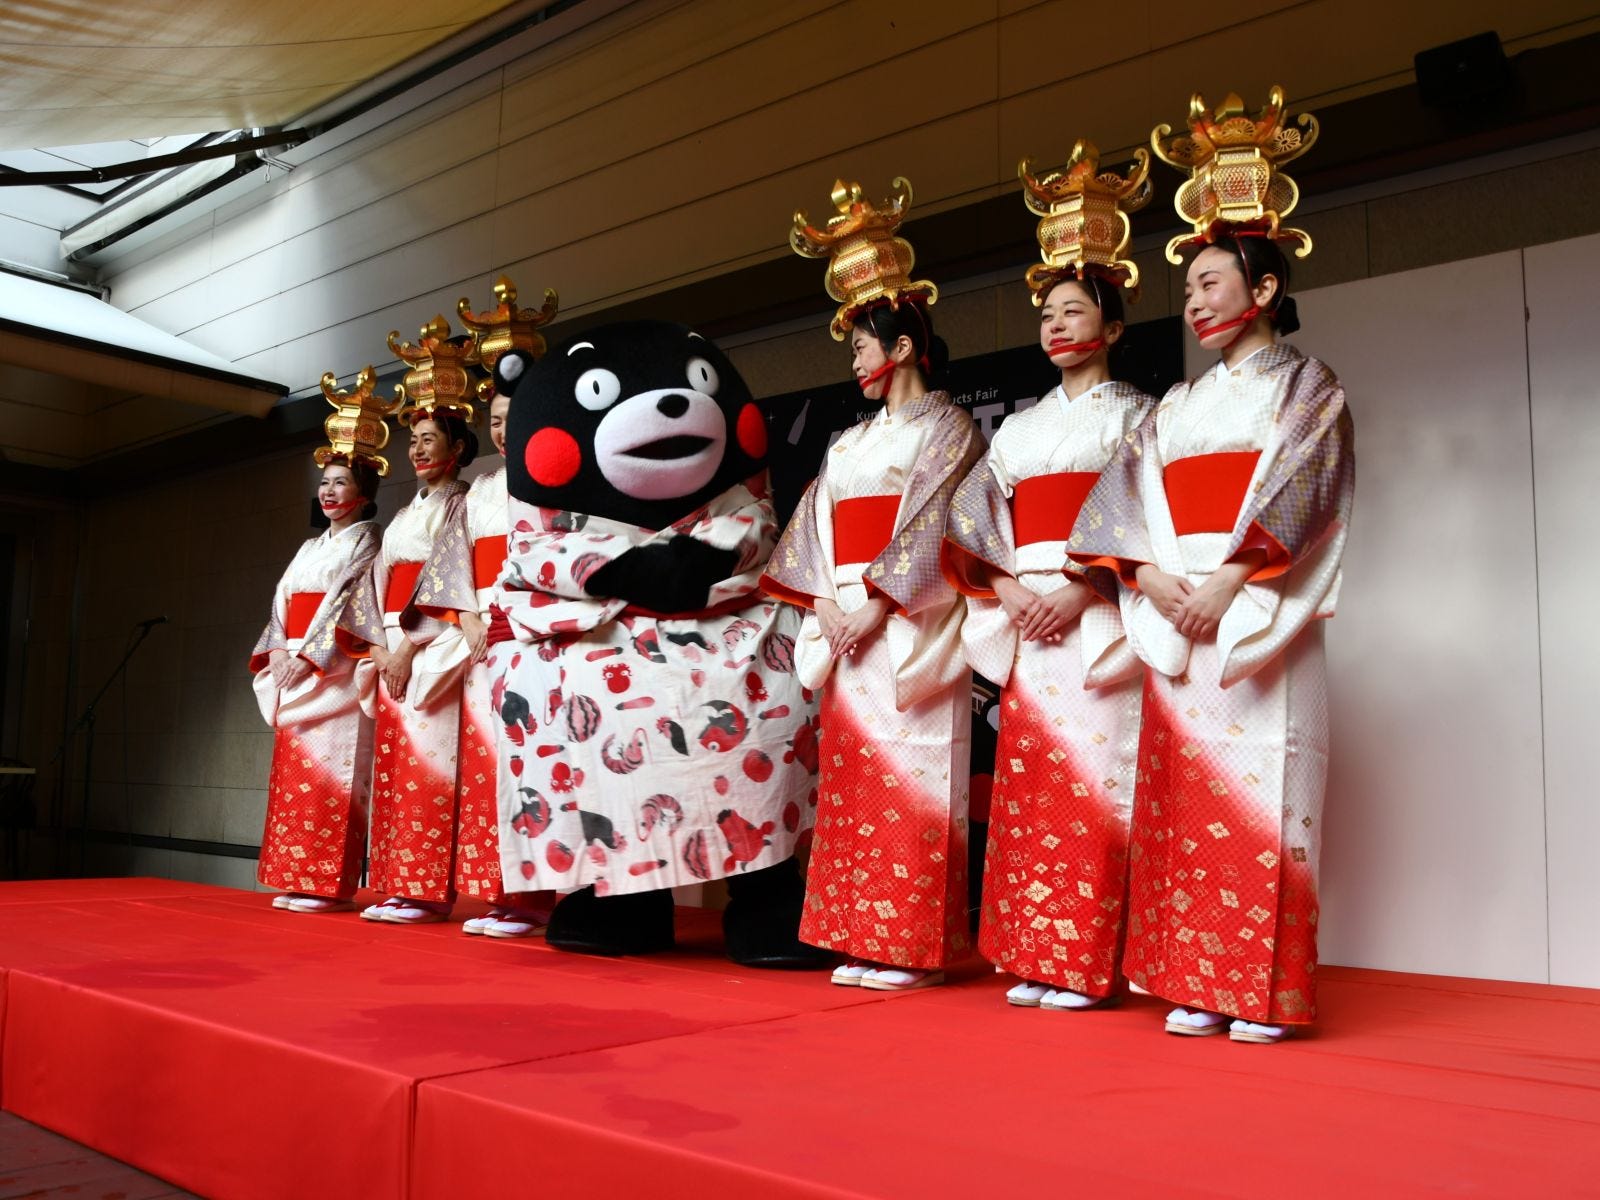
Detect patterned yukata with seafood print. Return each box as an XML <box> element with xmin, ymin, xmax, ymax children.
<box><xmin>250</xmin><ymin>520</ymin><xmax>380</xmax><ymax>897</ymax></box>
<box><xmin>943</xmin><ymin>381</ymin><xmax>1153</xmax><ymax>995</ymax></box>
<box><xmin>348</xmin><ymin>479</ymin><xmax>473</xmax><ymax>903</ymax></box>
<box><xmin>494</xmin><ymin>475</ymin><xmax>818</xmax><ymax>897</ymax></box>
<box><xmin>764</xmin><ymin>391</ymin><xmax>983</xmax><ymax>969</ymax></box>
<box><xmin>1069</xmin><ymin>343</ymin><xmax>1354</xmax><ymax>1023</ymax></box>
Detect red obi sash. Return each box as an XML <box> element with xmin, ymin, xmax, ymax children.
<box><xmin>834</xmin><ymin>495</ymin><xmax>901</xmax><ymax>565</ymax></box>
<box><xmin>473</xmin><ymin>535</ymin><xmax>507</xmax><ymax>590</ymax></box>
<box><xmin>384</xmin><ymin>560</ymin><xmax>423</xmax><ymax>614</ymax></box>
<box><xmin>1164</xmin><ymin>451</ymin><xmax>1261</xmax><ymax>536</ymax></box>
<box><xmin>1011</xmin><ymin>471</ymin><xmax>1099</xmax><ymax>546</ymax></box>
<box><xmin>285</xmin><ymin>592</ymin><xmax>324</xmax><ymax>640</ymax></box>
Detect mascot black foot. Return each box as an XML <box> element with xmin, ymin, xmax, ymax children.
<box><xmin>545</xmin><ymin>886</ymin><xmax>676</xmax><ymax>957</ymax></box>
<box><xmin>722</xmin><ymin>859</ymin><xmax>833</xmax><ymax>968</ymax></box>
<box><xmin>491</xmin><ymin>321</ymin><xmax>828</xmax><ymax>969</ymax></box>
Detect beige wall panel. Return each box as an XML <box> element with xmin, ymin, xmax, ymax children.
<box><xmin>0</xmin><ymin>398</ymin><xmax>82</xmax><ymax>465</ymax></box>
<box><xmin>931</xmin><ymin>287</ymin><xmax>1002</xmax><ymax>362</ymax></box>
<box><xmin>108</xmin><ymin>224</ymin><xmax>219</xmax><ymax>315</ymax></box>
<box><xmin>489</xmin><ymin>23</ymin><xmax>1001</xmax><ymax>281</ymax></box>
<box><xmin>1366</xmin><ymin>148</ymin><xmax>1600</xmax><ymax>278</ymax></box>
<box><xmin>82</xmin><ymin>395</ymin><xmax>218</xmax><ymax>461</ymax></box>
<box><xmin>726</xmin><ymin>324</ymin><xmax>846</xmax><ymax>398</ymax></box>
<box><xmin>129</xmin><ymin>247</ymin><xmax>284</xmax><ymax>341</ymax></box>
<box><xmin>494</xmin><ymin>107</ymin><xmax>1002</xmax><ymax>318</ymax></box>
<box><xmin>0</xmin><ymin>213</ymin><xmax>63</xmax><ymax>272</ymax></box>
<box><xmin>272</xmin><ymin>93</ymin><xmax>502</xmax><ymax>236</ymax></box>
<box><xmin>1525</xmin><ymin>231</ymin><xmax>1600</xmax><ymax>988</ymax></box>
<box><xmin>997</xmin><ymin>0</ymin><xmax>1153</xmax><ymax>98</ymax></box>
<box><xmin>1145</xmin><ymin>0</ymin><xmax>1600</xmax><ymax>116</ymax></box>
<box><xmin>222</xmin><ymin>789</ymin><xmax>270</xmax><ymax>848</ymax></box>
<box><xmin>1296</xmin><ymin>251</ymin><xmax>1550</xmax><ymax>982</ymax></box>
<box><xmin>1286</xmin><ymin>202</ymin><xmax>1369</xmax><ymax>292</ymax></box>
<box><xmin>1145</xmin><ymin>0</ymin><xmax>1300</xmax><ymax>47</ymax></box>
<box><xmin>173</xmin><ymin>151</ymin><xmax>503</xmax><ymax>338</ymax></box>
<box><xmin>120</xmin><ymin>199</ymin><xmax>288</xmax><ymax>321</ymax></box>
<box><xmin>999</xmin><ymin>57</ymin><xmax>1169</xmax><ymax>178</ymax></box>
<box><xmin>495</xmin><ymin>0</ymin><xmax>835</xmax><ymax>145</ymax></box>
<box><xmin>112</xmin><ymin>93</ymin><xmax>501</xmax><ymax>318</ymax></box>
<box><xmin>191</xmin><ymin>200</ymin><xmax>289</xmax><ymax>299</ymax></box>
<box><xmin>236</xmin><ymin>269</ymin><xmax>494</xmax><ymax>392</ymax></box>
<box><xmin>96</xmin><ymin>217</ymin><xmax>204</xmax><ymax>284</ymax></box>
<box><xmin>179</xmin><ymin>216</ymin><xmax>495</xmax><ymax>377</ymax></box>
<box><xmin>494</xmin><ymin>0</ymin><xmax>990</xmax><ymax>210</ymax></box>
<box><xmin>996</xmin><ymin>281</ymin><xmax>1042</xmax><ymax>350</ymax></box>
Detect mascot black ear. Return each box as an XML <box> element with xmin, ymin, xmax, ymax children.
<box><xmin>495</xmin><ymin>349</ymin><xmax>536</xmax><ymax>397</ymax></box>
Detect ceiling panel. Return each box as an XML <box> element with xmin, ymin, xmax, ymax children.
<box><xmin>0</xmin><ymin>0</ymin><xmax>524</xmax><ymax>149</ymax></box>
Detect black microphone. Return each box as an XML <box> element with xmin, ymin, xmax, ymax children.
<box><xmin>135</xmin><ymin>615</ymin><xmax>169</xmax><ymax>630</ymax></box>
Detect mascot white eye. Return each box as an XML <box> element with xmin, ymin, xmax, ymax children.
<box><xmin>575</xmin><ymin>368</ymin><xmax>622</xmax><ymax>411</ymax></box>
<box><xmin>685</xmin><ymin>357</ymin><xmax>719</xmax><ymax>395</ymax></box>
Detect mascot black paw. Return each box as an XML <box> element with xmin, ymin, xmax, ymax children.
<box><xmin>491</xmin><ymin>321</ymin><xmax>825</xmax><ymax>966</ymax></box>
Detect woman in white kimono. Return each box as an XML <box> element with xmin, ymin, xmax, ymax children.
<box><xmin>764</xmin><ymin>177</ymin><xmax>983</xmax><ymax>990</ymax></box>
<box><xmin>250</xmin><ymin>458</ymin><xmax>381</xmax><ymax>912</ymax></box>
<box><xmin>415</xmin><ymin>390</ymin><xmax>556</xmax><ymax>937</ymax></box>
<box><xmin>350</xmin><ymin>390</ymin><xmax>482</xmax><ymax>925</ymax></box>
<box><xmin>945</xmin><ymin>146</ymin><xmax>1155</xmax><ymax>1010</ymax></box>
<box><xmin>946</xmin><ymin>286</ymin><xmax>1153</xmax><ymax>1012</ymax></box>
<box><xmin>1072</xmin><ymin>93</ymin><xmax>1354</xmax><ymax>1040</ymax></box>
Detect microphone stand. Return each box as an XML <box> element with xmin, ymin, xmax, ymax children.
<box><xmin>51</xmin><ymin>622</ymin><xmax>161</xmax><ymax>876</ymax></box>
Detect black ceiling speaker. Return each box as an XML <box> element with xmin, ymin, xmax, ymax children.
<box><xmin>1415</xmin><ymin>32</ymin><xmax>1511</xmax><ymax>107</ymax></box>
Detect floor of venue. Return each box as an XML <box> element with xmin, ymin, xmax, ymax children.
<box><xmin>1</xmin><ymin>879</ymin><xmax>1596</xmax><ymax>1199</ymax></box>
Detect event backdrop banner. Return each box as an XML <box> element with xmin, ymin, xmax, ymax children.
<box><xmin>759</xmin><ymin>315</ymin><xmax>1185</xmax><ymax>918</ymax></box>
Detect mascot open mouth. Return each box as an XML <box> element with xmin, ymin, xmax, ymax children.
<box><xmin>594</xmin><ymin>389</ymin><xmax>726</xmax><ymax>500</ymax></box>
<box><xmin>624</xmin><ymin>435</ymin><xmax>714</xmax><ymax>460</ymax></box>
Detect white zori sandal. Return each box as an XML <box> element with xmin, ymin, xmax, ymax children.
<box><xmin>279</xmin><ymin>894</ymin><xmax>353</xmax><ymax>914</ymax></box>
<box><xmin>859</xmin><ymin>968</ymin><xmax>944</xmax><ymax>992</ymax></box>
<box><xmin>1006</xmin><ymin>980</ymin><xmax>1052</xmax><ymax>1007</ymax></box>
<box><xmin>831</xmin><ymin>961</ymin><xmax>873</xmax><ymax>987</ymax></box>
<box><xmin>361</xmin><ymin>897</ymin><xmax>449</xmax><ymax>924</ymax></box>
<box><xmin>1228</xmin><ymin>1019</ymin><xmax>1289</xmax><ymax>1044</ymax></box>
<box><xmin>484</xmin><ymin>911</ymin><xmax>548</xmax><ymax>938</ymax></box>
<box><xmin>1165</xmin><ymin>1007</ymin><xmax>1230</xmax><ymax>1036</ymax></box>
<box><xmin>1038</xmin><ymin>988</ymin><xmax>1106</xmax><ymax>1012</ymax></box>
<box><xmin>461</xmin><ymin>911</ymin><xmax>503</xmax><ymax>935</ymax></box>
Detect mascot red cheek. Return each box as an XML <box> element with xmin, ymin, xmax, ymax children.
<box><xmin>489</xmin><ymin>321</ymin><xmax>826</xmax><ymax>967</ymax></box>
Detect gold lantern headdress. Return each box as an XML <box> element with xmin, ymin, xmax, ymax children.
<box><xmin>387</xmin><ymin>315</ymin><xmax>479</xmax><ymax>426</ymax></box>
<box><xmin>1019</xmin><ymin>140</ymin><xmax>1152</xmax><ymax>304</ymax></box>
<box><xmin>790</xmin><ymin>176</ymin><xmax>937</xmax><ymax>340</ymax></box>
<box><xmin>456</xmin><ymin>275</ymin><xmax>560</xmax><ymax>399</ymax></box>
<box><xmin>1151</xmin><ymin>85</ymin><xmax>1318</xmax><ymax>264</ymax></box>
<box><xmin>315</xmin><ymin>365</ymin><xmax>405</xmax><ymax>475</ymax></box>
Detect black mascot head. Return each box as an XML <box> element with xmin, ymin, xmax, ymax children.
<box><xmin>494</xmin><ymin>321</ymin><xmax>768</xmax><ymax>529</ymax></box>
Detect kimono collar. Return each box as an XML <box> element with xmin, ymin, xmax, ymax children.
<box><xmin>877</xmin><ymin>389</ymin><xmax>952</xmax><ymax>427</ymax></box>
<box><xmin>325</xmin><ymin>519</ymin><xmax>374</xmax><ymax>543</ymax></box>
<box><xmin>1212</xmin><ymin>341</ymin><xmax>1302</xmax><ymax>383</ymax></box>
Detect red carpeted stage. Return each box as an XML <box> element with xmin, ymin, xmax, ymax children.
<box><xmin>1</xmin><ymin>879</ymin><xmax>1597</xmax><ymax>1199</ymax></box>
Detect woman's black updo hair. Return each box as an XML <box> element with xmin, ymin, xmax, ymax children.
<box><xmin>309</xmin><ymin>456</ymin><xmax>381</xmax><ymax>529</ymax></box>
<box><xmin>411</xmin><ymin>410</ymin><xmax>479</xmax><ymax>470</ymax></box>
<box><xmin>1211</xmin><ymin>235</ymin><xmax>1301</xmax><ymax>335</ymax></box>
<box><xmin>855</xmin><ymin>296</ymin><xmax>950</xmax><ymax>386</ymax></box>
